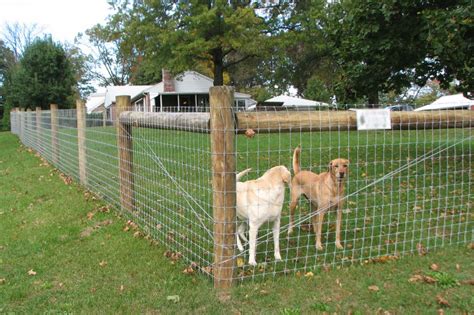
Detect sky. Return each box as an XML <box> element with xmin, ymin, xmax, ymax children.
<box><xmin>0</xmin><ymin>0</ymin><xmax>111</xmax><ymax>43</ymax></box>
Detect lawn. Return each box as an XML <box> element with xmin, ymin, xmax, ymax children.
<box><xmin>0</xmin><ymin>131</ymin><xmax>473</xmax><ymax>313</ymax></box>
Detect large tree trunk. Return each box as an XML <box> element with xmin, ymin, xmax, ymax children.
<box><xmin>367</xmin><ymin>90</ymin><xmax>379</xmax><ymax>108</ymax></box>
<box><xmin>212</xmin><ymin>48</ymin><xmax>224</xmax><ymax>86</ymax></box>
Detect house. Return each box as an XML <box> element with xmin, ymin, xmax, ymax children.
<box><xmin>253</xmin><ymin>95</ymin><xmax>329</xmax><ymax>111</ymax></box>
<box><xmin>86</xmin><ymin>92</ymin><xmax>106</xmax><ymax>114</ymax></box>
<box><xmin>130</xmin><ymin>70</ymin><xmax>256</xmax><ymax>113</ymax></box>
<box><xmin>414</xmin><ymin>93</ymin><xmax>474</xmax><ymax>111</ymax></box>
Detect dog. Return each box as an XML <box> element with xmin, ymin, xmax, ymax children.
<box><xmin>236</xmin><ymin>165</ymin><xmax>291</xmax><ymax>266</ymax></box>
<box><xmin>288</xmin><ymin>146</ymin><xmax>349</xmax><ymax>250</ymax></box>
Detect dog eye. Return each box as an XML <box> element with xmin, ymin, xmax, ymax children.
<box><xmin>343</xmin><ymin>164</ymin><xmax>347</xmax><ymax>167</ymax></box>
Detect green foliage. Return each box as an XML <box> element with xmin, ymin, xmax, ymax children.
<box><xmin>304</xmin><ymin>76</ymin><xmax>332</xmax><ymax>103</ymax></box>
<box><xmin>426</xmin><ymin>271</ymin><xmax>460</xmax><ymax>288</ymax></box>
<box><xmin>3</xmin><ymin>37</ymin><xmax>77</xmax><ymax>110</ymax></box>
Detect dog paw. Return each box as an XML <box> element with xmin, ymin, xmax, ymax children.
<box><xmin>274</xmin><ymin>253</ymin><xmax>282</xmax><ymax>261</ymax></box>
<box><xmin>248</xmin><ymin>260</ymin><xmax>257</xmax><ymax>266</ymax></box>
<box><xmin>316</xmin><ymin>244</ymin><xmax>324</xmax><ymax>251</ymax></box>
<box><xmin>336</xmin><ymin>243</ymin><xmax>343</xmax><ymax>250</ymax></box>
<box><xmin>287</xmin><ymin>228</ymin><xmax>293</xmax><ymax>236</ymax></box>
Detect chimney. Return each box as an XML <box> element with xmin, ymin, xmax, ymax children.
<box><xmin>162</xmin><ymin>69</ymin><xmax>175</xmax><ymax>92</ymax></box>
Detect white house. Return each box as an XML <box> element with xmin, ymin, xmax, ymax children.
<box><xmin>414</xmin><ymin>93</ymin><xmax>474</xmax><ymax>111</ymax></box>
<box><xmin>130</xmin><ymin>70</ymin><xmax>256</xmax><ymax>112</ymax></box>
<box><xmin>87</xmin><ymin>70</ymin><xmax>256</xmax><ymax>118</ymax></box>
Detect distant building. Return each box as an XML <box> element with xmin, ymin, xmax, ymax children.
<box><xmin>414</xmin><ymin>94</ymin><xmax>474</xmax><ymax>111</ymax></box>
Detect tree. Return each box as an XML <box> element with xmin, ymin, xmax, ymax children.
<box><xmin>4</xmin><ymin>37</ymin><xmax>77</xmax><ymax>110</ymax></box>
<box><xmin>1</xmin><ymin>22</ymin><xmax>44</xmax><ymax>61</ymax></box>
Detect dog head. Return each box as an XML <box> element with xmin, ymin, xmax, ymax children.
<box><xmin>328</xmin><ymin>158</ymin><xmax>350</xmax><ymax>182</ymax></box>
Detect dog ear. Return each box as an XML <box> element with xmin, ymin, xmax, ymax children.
<box><xmin>328</xmin><ymin>161</ymin><xmax>333</xmax><ymax>172</ymax></box>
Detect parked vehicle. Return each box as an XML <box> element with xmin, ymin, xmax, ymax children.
<box><xmin>385</xmin><ymin>105</ymin><xmax>414</xmax><ymax>111</ymax></box>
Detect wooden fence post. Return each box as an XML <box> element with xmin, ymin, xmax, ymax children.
<box><xmin>77</xmin><ymin>100</ymin><xmax>87</xmax><ymax>186</ymax></box>
<box><xmin>36</xmin><ymin>107</ymin><xmax>42</xmax><ymax>145</ymax></box>
<box><xmin>50</xmin><ymin>104</ymin><xmax>59</xmax><ymax>165</ymax></box>
<box><xmin>103</xmin><ymin>111</ymin><xmax>107</xmax><ymax>127</ymax></box>
<box><xmin>210</xmin><ymin>86</ymin><xmax>236</xmax><ymax>292</ymax></box>
<box><xmin>116</xmin><ymin>95</ymin><xmax>135</xmax><ymax>212</ymax></box>
<box><xmin>19</xmin><ymin>108</ymin><xmax>25</xmax><ymax>140</ymax></box>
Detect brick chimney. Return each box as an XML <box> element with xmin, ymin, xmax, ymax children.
<box><xmin>162</xmin><ymin>69</ymin><xmax>175</xmax><ymax>92</ymax></box>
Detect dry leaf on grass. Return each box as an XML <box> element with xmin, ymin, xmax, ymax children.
<box><xmin>167</xmin><ymin>295</ymin><xmax>180</xmax><ymax>303</ymax></box>
<box><xmin>99</xmin><ymin>260</ymin><xmax>107</xmax><ymax>267</ymax></box>
<box><xmin>86</xmin><ymin>212</ymin><xmax>95</xmax><ymax>220</ymax></box>
<box><xmin>416</xmin><ymin>243</ymin><xmax>427</xmax><ymax>256</ymax></box>
<box><xmin>409</xmin><ymin>274</ymin><xmax>437</xmax><ymax>284</ymax></box>
<box><xmin>368</xmin><ymin>285</ymin><xmax>379</xmax><ymax>292</ymax></box>
<box><xmin>436</xmin><ymin>295</ymin><xmax>450</xmax><ymax>307</ymax></box>
<box><xmin>430</xmin><ymin>263</ymin><xmax>439</xmax><ymax>271</ymax></box>
<box><xmin>304</xmin><ymin>271</ymin><xmax>314</xmax><ymax>278</ymax></box>
<box><xmin>27</xmin><ymin>269</ymin><xmax>37</xmax><ymax>276</ymax></box>
<box><xmin>455</xmin><ymin>264</ymin><xmax>460</xmax><ymax>271</ymax></box>
<box><xmin>0</xmin><ymin>278</ymin><xmax>6</xmax><ymax>284</ymax></box>
<box><xmin>460</xmin><ymin>279</ymin><xmax>474</xmax><ymax>285</ymax></box>
<box><xmin>237</xmin><ymin>257</ymin><xmax>245</xmax><ymax>268</ymax></box>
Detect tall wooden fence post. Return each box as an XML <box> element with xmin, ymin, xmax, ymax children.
<box><xmin>210</xmin><ymin>86</ymin><xmax>236</xmax><ymax>292</ymax></box>
<box><xmin>77</xmin><ymin>100</ymin><xmax>88</xmax><ymax>186</ymax></box>
<box><xmin>36</xmin><ymin>107</ymin><xmax>42</xmax><ymax>146</ymax></box>
<box><xmin>50</xmin><ymin>104</ymin><xmax>59</xmax><ymax>165</ymax></box>
<box><xmin>19</xmin><ymin>108</ymin><xmax>25</xmax><ymax>140</ymax></box>
<box><xmin>116</xmin><ymin>95</ymin><xmax>135</xmax><ymax>212</ymax></box>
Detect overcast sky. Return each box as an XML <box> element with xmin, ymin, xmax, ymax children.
<box><xmin>0</xmin><ymin>0</ymin><xmax>111</xmax><ymax>43</ymax></box>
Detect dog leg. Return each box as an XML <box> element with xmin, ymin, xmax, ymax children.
<box><xmin>312</xmin><ymin>208</ymin><xmax>325</xmax><ymax>251</ymax></box>
<box><xmin>288</xmin><ymin>187</ymin><xmax>300</xmax><ymax>235</ymax></box>
<box><xmin>273</xmin><ymin>216</ymin><xmax>282</xmax><ymax>261</ymax></box>
<box><xmin>335</xmin><ymin>203</ymin><xmax>344</xmax><ymax>249</ymax></box>
<box><xmin>248</xmin><ymin>222</ymin><xmax>260</xmax><ymax>266</ymax></box>
<box><xmin>236</xmin><ymin>223</ymin><xmax>246</xmax><ymax>252</ymax></box>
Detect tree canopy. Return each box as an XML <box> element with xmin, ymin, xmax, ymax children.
<box><xmin>3</xmin><ymin>37</ymin><xmax>77</xmax><ymax>110</ymax></box>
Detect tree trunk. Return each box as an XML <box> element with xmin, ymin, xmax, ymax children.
<box><xmin>368</xmin><ymin>91</ymin><xmax>379</xmax><ymax>108</ymax></box>
<box><xmin>212</xmin><ymin>48</ymin><xmax>224</xmax><ymax>86</ymax></box>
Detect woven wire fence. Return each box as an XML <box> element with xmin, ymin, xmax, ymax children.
<box><xmin>9</xmin><ymin>94</ymin><xmax>474</xmax><ymax>285</ymax></box>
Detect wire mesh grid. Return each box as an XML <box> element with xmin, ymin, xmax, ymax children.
<box><xmin>9</xmin><ymin>102</ymin><xmax>473</xmax><ymax>283</ymax></box>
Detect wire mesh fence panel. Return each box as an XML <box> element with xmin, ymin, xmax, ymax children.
<box><xmin>9</xmin><ymin>99</ymin><xmax>473</xmax><ymax>285</ymax></box>
<box><xmin>232</xmin><ymin>107</ymin><xmax>473</xmax><ymax>281</ymax></box>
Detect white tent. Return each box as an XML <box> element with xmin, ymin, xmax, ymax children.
<box><xmin>265</xmin><ymin>95</ymin><xmax>329</xmax><ymax>108</ymax></box>
<box><xmin>414</xmin><ymin>93</ymin><xmax>474</xmax><ymax>111</ymax></box>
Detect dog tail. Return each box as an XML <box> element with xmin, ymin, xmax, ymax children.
<box><xmin>292</xmin><ymin>146</ymin><xmax>301</xmax><ymax>175</ymax></box>
<box><xmin>236</xmin><ymin>168</ymin><xmax>251</xmax><ymax>181</ymax></box>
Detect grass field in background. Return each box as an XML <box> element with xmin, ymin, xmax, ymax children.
<box><xmin>0</xmin><ymin>132</ymin><xmax>473</xmax><ymax>313</ymax></box>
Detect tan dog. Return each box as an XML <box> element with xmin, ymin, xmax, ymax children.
<box><xmin>288</xmin><ymin>146</ymin><xmax>349</xmax><ymax>250</ymax></box>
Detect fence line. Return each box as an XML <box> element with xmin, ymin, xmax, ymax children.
<box><xmin>10</xmin><ymin>93</ymin><xmax>474</xmax><ymax>289</ymax></box>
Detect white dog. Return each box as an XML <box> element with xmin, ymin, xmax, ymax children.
<box><xmin>236</xmin><ymin>166</ymin><xmax>291</xmax><ymax>266</ymax></box>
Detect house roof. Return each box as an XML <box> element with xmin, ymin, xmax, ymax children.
<box><xmin>85</xmin><ymin>92</ymin><xmax>105</xmax><ymax>113</ymax></box>
<box><xmin>104</xmin><ymin>85</ymin><xmax>152</xmax><ymax>108</ymax></box>
<box><xmin>137</xmin><ymin>71</ymin><xmax>252</xmax><ymax>99</ymax></box>
<box><xmin>265</xmin><ymin>95</ymin><xmax>329</xmax><ymax>107</ymax></box>
<box><xmin>414</xmin><ymin>93</ymin><xmax>474</xmax><ymax>111</ymax></box>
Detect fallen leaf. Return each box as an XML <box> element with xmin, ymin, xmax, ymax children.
<box><xmin>259</xmin><ymin>289</ymin><xmax>268</xmax><ymax>295</ymax></box>
<box><xmin>236</xmin><ymin>257</ymin><xmax>245</xmax><ymax>268</ymax></box>
<box><xmin>133</xmin><ymin>231</ymin><xmax>142</xmax><ymax>238</ymax></box>
<box><xmin>86</xmin><ymin>212</ymin><xmax>95</xmax><ymax>220</ymax></box>
<box><xmin>304</xmin><ymin>271</ymin><xmax>314</xmax><ymax>278</ymax></box>
<box><xmin>430</xmin><ymin>263</ymin><xmax>439</xmax><ymax>271</ymax></box>
<box><xmin>167</xmin><ymin>295</ymin><xmax>180</xmax><ymax>303</ymax></box>
<box><xmin>245</xmin><ymin>129</ymin><xmax>255</xmax><ymax>138</ymax></box>
<box><xmin>436</xmin><ymin>295</ymin><xmax>450</xmax><ymax>307</ymax></box>
<box><xmin>120</xmin><ymin>285</ymin><xmax>125</xmax><ymax>292</ymax></box>
<box><xmin>123</xmin><ymin>226</ymin><xmax>130</xmax><ymax>232</ymax></box>
<box><xmin>99</xmin><ymin>260</ymin><xmax>107</xmax><ymax>267</ymax></box>
<box><xmin>0</xmin><ymin>278</ymin><xmax>6</xmax><ymax>284</ymax></box>
<box><xmin>416</xmin><ymin>243</ymin><xmax>427</xmax><ymax>256</ymax></box>
<box><xmin>460</xmin><ymin>279</ymin><xmax>474</xmax><ymax>285</ymax></box>
<box><xmin>368</xmin><ymin>285</ymin><xmax>379</xmax><ymax>292</ymax></box>
<box><xmin>28</xmin><ymin>269</ymin><xmax>37</xmax><ymax>276</ymax></box>
<box><xmin>409</xmin><ymin>274</ymin><xmax>424</xmax><ymax>283</ymax></box>
<box><xmin>182</xmin><ymin>266</ymin><xmax>195</xmax><ymax>275</ymax></box>
<box><xmin>455</xmin><ymin>264</ymin><xmax>460</xmax><ymax>271</ymax></box>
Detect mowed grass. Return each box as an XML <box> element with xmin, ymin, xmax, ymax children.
<box><xmin>0</xmin><ymin>131</ymin><xmax>473</xmax><ymax>313</ymax></box>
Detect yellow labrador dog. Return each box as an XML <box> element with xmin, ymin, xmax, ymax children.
<box><xmin>236</xmin><ymin>166</ymin><xmax>291</xmax><ymax>266</ymax></box>
<box><xmin>288</xmin><ymin>146</ymin><xmax>349</xmax><ymax>250</ymax></box>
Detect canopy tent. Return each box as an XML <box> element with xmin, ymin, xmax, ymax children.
<box><xmin>414</xmin><ymin>93</ymin><xmax>474</xmax><ymax>111</ymax></box>
<box><xmin>265</xmin><ymin>95</ymin><xmax>329</xmax><ymax>108</ymax></box>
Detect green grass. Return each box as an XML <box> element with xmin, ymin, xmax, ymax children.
<box><xmin>0</xmin><ymin>131</ymin><xmax>473</xmax><ymax>313</ymax></box>
<box><xmin>14</xmin><ymin>122</ymin><xmax>474</xmax><ymax>278</ymax></box>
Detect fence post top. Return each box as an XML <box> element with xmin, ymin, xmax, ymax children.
<box><xmin>50</xmin><ymin>104</ymin><xmax>58</xmax><ymax>110</ymax></box>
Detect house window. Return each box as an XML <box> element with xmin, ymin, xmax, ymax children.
<box><xmin>235</xmin><ymin>99</ymin><xmax>246</xmax><ymax>111</ymax></box>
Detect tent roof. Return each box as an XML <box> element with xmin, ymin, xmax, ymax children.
<box><xmin>414</xmin><ymin>93</ymin><xmax>474</xmax><ymax>111</ymax></box>
<box><xmin>265</xmin><ymin>95</ymin><xmax>329</xmax><ymax>107</ymax></box>
<box><xmin>104</xmin><ymin>85</ymin><xmax>152</xmax><ymax>108</ymax></box>
<box><xmin>85</xmin><ymin>93</ymin><xmax>105</xmax><ymax>113</ymax></box>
